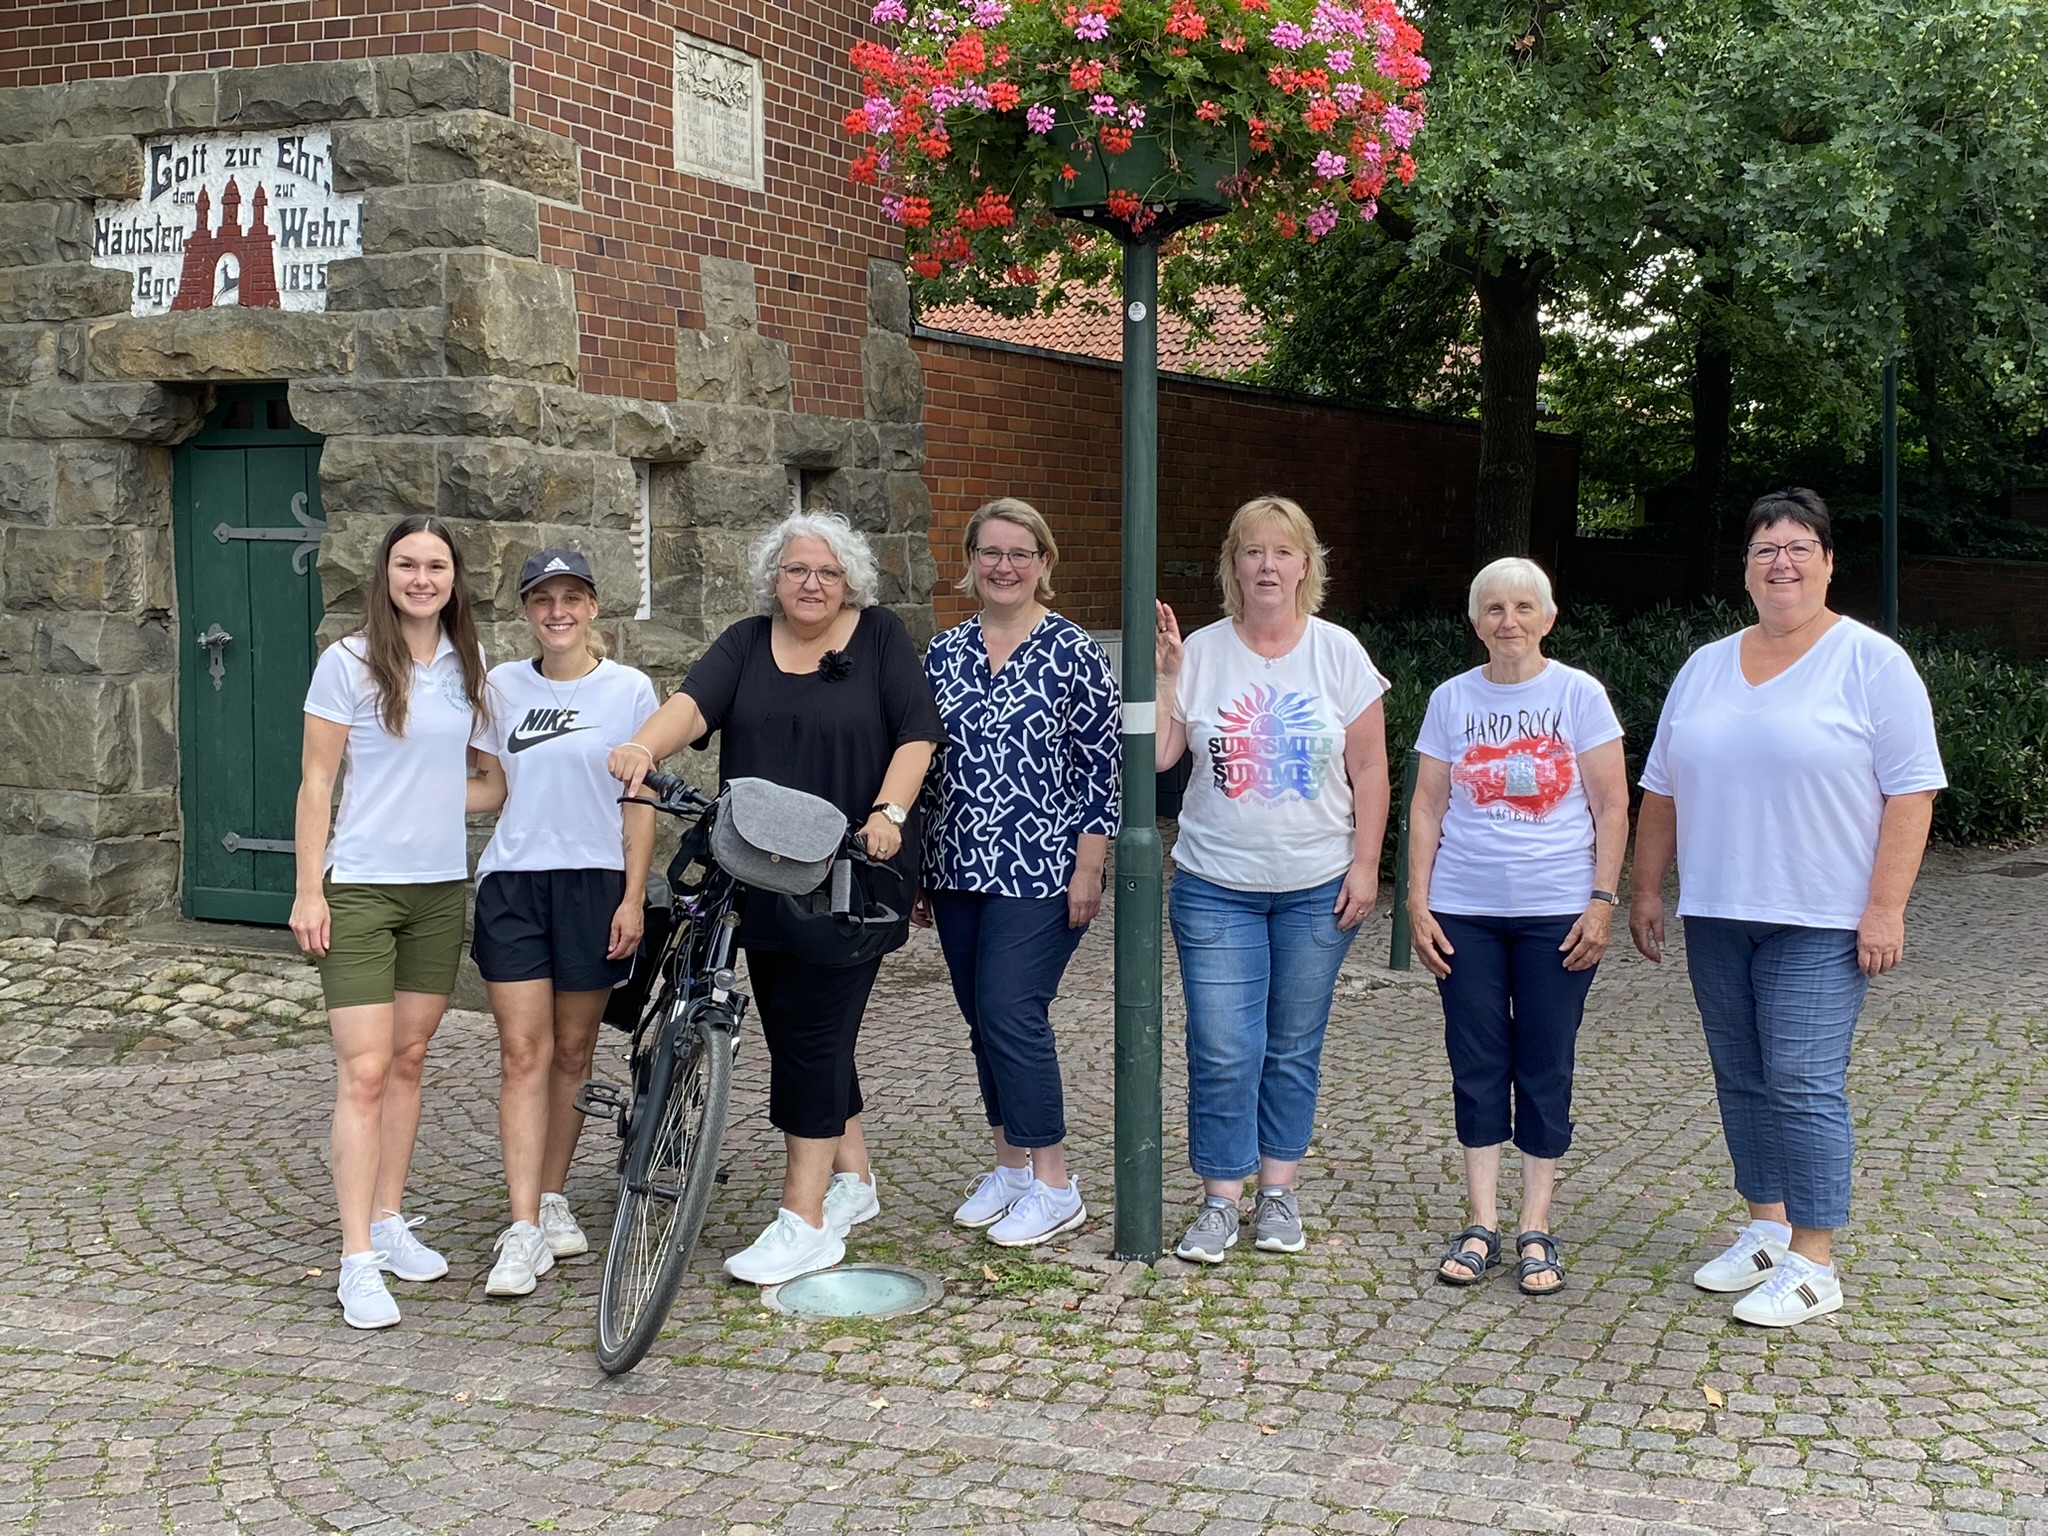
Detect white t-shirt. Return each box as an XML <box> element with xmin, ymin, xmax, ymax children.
<box><xmin>1171</xmin><ymin>616</ymin><xmax>1385</xmax><ymax>892</ymax></box>
<box><xmin>1415</xmin><ymin>661</ymin><xmax>1624</xmax><ymax>916</ymax></box>
<box><xmin>475</xmin><ymin>657</ymin><xmax>660</xmax><ymax>878</ymax></box>
<box><xmin>1640</xmin><ymin>618</ymin><xmax>1946</xmax><ymax>929</ymax></box>
<box><xmin>304</xmin><ymin>633</ymin><xmax>483</xmax><ymax>884</ymax></box>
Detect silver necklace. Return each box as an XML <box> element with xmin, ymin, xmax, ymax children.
<box><xmin>537</xmin><ymin>654</ymin><xmax>600</xmax><ymax>712</ymax></box>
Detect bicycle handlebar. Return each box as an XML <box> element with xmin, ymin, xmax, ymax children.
<box><xmin>621</xmin><ymin>771</ymin><xmax>885</xmax><ymax>866</ymax></box>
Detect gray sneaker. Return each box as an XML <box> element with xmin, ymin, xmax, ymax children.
<box><xmin>1252</xmin><ymin>1187</ymin><xmax>1304</xmax><ymax>1253</ymax></box>
<box><xmin>1174</xmin><ymin>1199</ymin><xmax>1240</xmax><ymax>1264</ymax></box>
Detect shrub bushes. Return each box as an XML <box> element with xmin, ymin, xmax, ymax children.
<box><xmin>1350</xmin><ymin>603</ymin><xmax>2048</xmax><ymax>848</ymax></box>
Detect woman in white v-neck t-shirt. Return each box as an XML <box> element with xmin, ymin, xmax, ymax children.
<box><xmin>468</xmin><ymin>549</ymin><xmax>658</xmax><ymax>1299</ymax></box>
<box><xmin>293</xmin><ymin>516</ymin><xmax>495</xmax><ymax>1331</ymax></box>
<box><xmin>1632</xmin><ymin>489</ymin><xmax>1945</xmax><ymax>1330</ymax></box>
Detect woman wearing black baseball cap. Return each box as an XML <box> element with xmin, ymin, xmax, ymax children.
<box><xmin>470</xmin><ymin>548</ymin><xmax>661</xmax><ymax>1298</ymax></box>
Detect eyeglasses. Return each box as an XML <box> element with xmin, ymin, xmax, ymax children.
<box><xmin>1746</xmin><ymin>540</ymin><xmax>1824</xmax><ymax>565</ymax></box>
<box><xmin>974</xmin><ymin>547</ymin><xmax>1042</xmax><ymax>567</ymax></box>
<box><xmin>778</xmin><ymin>563</ymin><xmax>846</xmax><ymax>587</ymax></box>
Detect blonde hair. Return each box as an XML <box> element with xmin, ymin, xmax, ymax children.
<box><xmin>522</xmin><ymin>570</ymin><xmax>607</xmax><ymax>661</ymax></box>
<box><xmin>1467</xmin><ymin>557</ymin><xmax>1557</xmax><ymax>625</ymax></box>
<box><xmin>955</xmin><ymin>496</ymin><xmax>1058</xmax><ymax>603</ymax></box>
<box><xmin>1217</xmin><ymin>496</ymin><xmax>1328</xmax><ymax>619</ymax></box>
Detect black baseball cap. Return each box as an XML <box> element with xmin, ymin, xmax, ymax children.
<box><xmin>518</xmin><ymin>547</ymin><xmax>597</xmax><ymax>597</ymax></box>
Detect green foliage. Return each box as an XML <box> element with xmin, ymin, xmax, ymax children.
<box><xmin>979</xmin><ymin>1259</ymin><xmax>1076</xmax><ymax>1298</ymax></box>
<box><xmin>1350</xmin><ymin>604</ymin><xmax>2048</xmax><ymax>847</ymax></box>
<box><xmin>1190</xmin><ymin>2</ymin><xmax>2048</xmax><ymax>554</ymax></box>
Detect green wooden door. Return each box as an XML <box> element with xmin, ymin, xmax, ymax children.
<box><xmin>173</xmin><ymin>386</ymin><xmax>326</xmax><ymax>924</ymax></box>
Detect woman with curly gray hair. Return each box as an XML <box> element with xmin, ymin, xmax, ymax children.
<box><xmin>611</xmin><ymin>511</ymin><xmax>941</xmax><ymax>1285</ymax></box>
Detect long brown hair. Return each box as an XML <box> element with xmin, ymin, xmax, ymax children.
<box><xmin>356</xmin><ymin>515</ymin><xmax>490</xmax><ymax>738</ymax></box>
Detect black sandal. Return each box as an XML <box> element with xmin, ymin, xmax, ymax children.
<box><xmin>1436</xmin><ymin>1224</ymin><xmax>1500</xmax><ymax>1286</ymax></box>
<box><xmin>1516</xmin><ymin>1230</ymin><xmax>1566</xmax><ymax>1295</ymax></box>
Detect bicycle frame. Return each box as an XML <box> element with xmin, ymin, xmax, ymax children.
<box><xmin>616</xmin><ymin>786</ymin><xmax>748</xmax><ymax>1193</ymax></box>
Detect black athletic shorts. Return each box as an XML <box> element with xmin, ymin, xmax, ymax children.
<box><xmin>472</xmin><ymin>868</ymin><xmax>632</xmax><ymax>992</ymax></box>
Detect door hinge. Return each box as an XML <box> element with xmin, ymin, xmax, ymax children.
<box><xmin>221</xmin><ymin>832</ymin><xmax>295</xmax><ymax>854</ymax></box>
<box><xmin>214</xmin><ymin>491</ymin><xmax>327</xmax><ymax>574</ymax></box>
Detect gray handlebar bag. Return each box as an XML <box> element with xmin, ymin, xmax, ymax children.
<box><xmin>708</xmin><ymin>777</ymin><xmax>844</xmax><ymax>896</ymax></box>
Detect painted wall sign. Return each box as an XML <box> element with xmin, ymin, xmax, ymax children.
<box><xmin>91</xmin><ymin>131</ymin><xmax>363</xmax><ymax>316</ymax></box>
<box><xmin>675</xmin><ymin>33</ymin><xmax>764</xmax><ymax>192</ymax></box>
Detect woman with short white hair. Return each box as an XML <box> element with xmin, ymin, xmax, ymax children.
<box><xmin>611</xmin><ymin>511</ymin><xmax>940</xmax><ymax>1285</ymax></box>
<box><xmin>1408</xmin><ymin>557</ymin><xmax>1629</xmax><ymax>1295</ymax></box>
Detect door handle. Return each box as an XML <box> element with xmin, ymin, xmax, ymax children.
<box><xmin>196</xmin><ymin>623</ymin><xmax>232</xmax><ymax>691</ymax></box>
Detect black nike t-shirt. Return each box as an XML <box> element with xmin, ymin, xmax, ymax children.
<box><xmin>680</xmin><ymin>606</ymin><xmax>942</xmax><ymax>950</ymax></box>
<box><xmin>477</xmin><ymin>657</ymin><xmax>661</xmax><ymax>876</ymax></box>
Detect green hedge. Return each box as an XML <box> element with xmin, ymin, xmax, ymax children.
<box><xmin>1348</xmin><ymin>604</ymin><xmax>2048</xmax><ymax>848</ymax></box>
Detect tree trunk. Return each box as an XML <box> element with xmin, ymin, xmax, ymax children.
<box><xmin>1474</xmin><ymin>254</ymin><xmax>1550</xmax><ymax>565</ymax></box>
<box><xmin>1680</xmin><ymin>276</ymin><xmax>1736</xmax><ymax>601</ymax></box>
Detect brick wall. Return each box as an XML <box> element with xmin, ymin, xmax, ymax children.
<box><xmin>1</xmin><ymin>2</ymin><xmax>895</xmax><ymax>412</ymax></box>
<box><xmin>915</xmin><ymin>330</ymin><xmax>1583</xmax><ymax>631</ymax></box>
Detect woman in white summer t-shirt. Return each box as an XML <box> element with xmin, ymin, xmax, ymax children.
<box><xmin>1631</xmin><ymin>488</ymin><xmax>1945</xmax><ymax>1330</ymax></box>
<box><xmin>1154</xmin><ymin>496</ymin><xmax>1390</xmax><ymax>1268</ymax></box>
<box><xmin>1408</xmin><ymin>558</ymin><xmax>1630</xmax><ymax>1299</ymax></box>
<box><xmin>292</xmin><ymin>515</ymin><xmax>495</xmax><ymax>1331</ymax></box>
<box><xmin>468</xmin><ymin>549</ymin><xmax>658</xmax><ymax>1299</ymax></box>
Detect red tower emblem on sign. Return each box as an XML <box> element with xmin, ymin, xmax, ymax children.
<box><xmin>170</xmin><ymin>178</ymin><xmax>281</xmax><ymax>311</ymax></box>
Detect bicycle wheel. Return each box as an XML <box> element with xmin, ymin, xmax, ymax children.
<box><xmin>594</xmin><ymin>1006</ymin><xmax>734</xmax><ymax>1375</ymax></box>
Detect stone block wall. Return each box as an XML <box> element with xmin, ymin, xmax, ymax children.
<box><xmin>3</xmin><ymin>5</ymin><xmax>909</xmax><ymax>411</ymax></box>
<box><xmin>0</xmin><ymin>51</ymin><xmax>932</xmax><ymax>935</ymax></box>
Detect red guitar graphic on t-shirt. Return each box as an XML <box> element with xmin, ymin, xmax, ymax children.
<box><xmin>1452</xmin><ymin>733</ymin><xmax>1576</xmax><ymax>819</ymax></box>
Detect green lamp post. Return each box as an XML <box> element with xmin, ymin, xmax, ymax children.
<box><xmin>1050</xmin><ymin>117</ymin><xmax>1246</xmax><ymax>1263</ymax></box>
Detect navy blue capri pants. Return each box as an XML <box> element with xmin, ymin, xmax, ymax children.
<box><xmin>1433</xmin><ymin>911</ymin><xmax>1597</xmax><ymax>1160</ymax></box>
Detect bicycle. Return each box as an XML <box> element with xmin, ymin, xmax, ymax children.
<box><xmin>576</xmin><ymin>770</ymin><xmax>891</xmax><ymax>1376</ymax></box>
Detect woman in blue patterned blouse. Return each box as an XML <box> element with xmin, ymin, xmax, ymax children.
<box><xmin>920</xmin><ymin>497</ymin><xmax>1122</xmax><ymax>1248</ymax></box>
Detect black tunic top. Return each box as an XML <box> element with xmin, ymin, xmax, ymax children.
<box><xmin>679</xmin><ymin>606</ymin><xmax>943</xmax><ymax>951</ymax></box>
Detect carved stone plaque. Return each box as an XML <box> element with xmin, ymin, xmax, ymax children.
<box><xmin>675</xmin><ymin>33</ymin><xmax>764</xmax><ymax>192</ymax></box>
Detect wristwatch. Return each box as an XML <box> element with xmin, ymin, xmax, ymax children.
<box><xmin>1589</xmin><ymin>889</ymin><xmax>1620</xmax><ymax>906</ymax></box>
<box><xmin>870</xmin><ymin>802</ymin><xmax>908</xmax><ymax>827</ymax></box>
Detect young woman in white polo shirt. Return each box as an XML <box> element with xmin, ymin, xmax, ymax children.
<box><xmin>292</xmin><ymin>515</ymin><xmax>494</xmax><ymax>1331</ymax></box>
<box><xmin>470</xmin><ymin>550</ymin><xmax>659</xmax><ymax>1298</ymax></box>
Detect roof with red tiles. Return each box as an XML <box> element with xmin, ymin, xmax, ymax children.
<box><xmin>918</xmin><ymin>284</ymin><xmax>1268</xmax><ymax>377</ymax></box>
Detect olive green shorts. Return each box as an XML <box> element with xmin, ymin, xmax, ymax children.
<box><xmin>319</xmin><ymin>878</ymin><xmax>469</xmax><ymax>1010</ymax></box>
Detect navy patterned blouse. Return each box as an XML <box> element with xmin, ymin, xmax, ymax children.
<box><xmin>924</xmin><ymin>613</ymin><xmax>1122</xmax><ymax>898</ymax></box>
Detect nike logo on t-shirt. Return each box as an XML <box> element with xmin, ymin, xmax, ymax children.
<box><xmin>506</xmin><ymin>706</ymin><xmax>591</xmax><ymax>753</ymax></box>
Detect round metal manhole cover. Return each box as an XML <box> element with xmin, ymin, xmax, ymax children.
<box><xmin>763</xmin><ymin>1264</ymin><xmax>943</xmax><ymax>1319</ymax></box>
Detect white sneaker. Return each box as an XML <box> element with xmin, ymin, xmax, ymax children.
<box><xmin>723</xmin><ymin>1208</ymin><xmax>845</xmax><ymax>1285</ymax></box>
<box><xmin>486</xmin><ymin>1221</ymin><xmax>556</xmax><ymax>1297</ymax></box>
<box><xmin>987</xmin><ymin>1179</ymin><xmax>1086</xmax><ymax>1248</ymax></box>
<box><xmin>1732</xmin><ymin>1250</ymin><xmax>1843</xmax><ymax>1327</ymax></box>
<box><xmin>1692</xmin><ymin>1220</ymin><xmax>1791</xmax><ymax>1293</ymax></box>
<box><xmin>953</xmin><ymin>1164</ymin><xmax>1032</xmax><ymax>1229</ymax></box>
<box><xmin>338</xmin><ymin>1251</ymin><xmax>400</xmax><ymax>1329</ymax></box>
<box><xmin>370</xmin><ymin>1212</ymin><xmax>449</xmax><ymax>1282</ymax></box>
<box><xmin>823</xmin><ymin>1171</ymin><xmax>880</xmax><ymax>1239</ymax></box>
<box><xmin>538</xmin><ymin>1193</ymin><xmax>589</xmax><ymax>1258</ymax></box>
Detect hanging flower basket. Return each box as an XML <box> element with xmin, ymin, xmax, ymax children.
<box><xmin>844</xmin><ymin>0</ymin><xmax>1429</xmax><ymax>283</ymax></box>
<box><xmin>1047</xmin><ymin>82</ymin><xmax>1251</xmax><ymax>236</ymax></box>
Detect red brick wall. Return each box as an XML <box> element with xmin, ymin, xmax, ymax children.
<box><xmin>0</xmin><ymin>3</ymin><xmax>486</xmax><ymax>84</ymax></box>
<box><xmin>916</xmin><ymin>331</ymin><xmax>1583</xmax><ymax>632</ymax></box>
<box><xmin>2</xmin><ymin>3</ymin><xmax>896</xmax><ymax>412</ymax></box>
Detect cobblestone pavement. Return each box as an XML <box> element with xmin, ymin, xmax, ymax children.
<box><xmin>4</xmin><ymin>841</ymin><xmax>2045</xmax><ymax>1535</ymax></box>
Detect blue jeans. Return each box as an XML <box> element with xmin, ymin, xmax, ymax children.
<box><xmin>1684</xmin><ymin>918</ymin><xmax>1870</xmax><ymax>1230</ymax></box>
<box><xmin>1168</xmin><ymin>870</ymin><xmax>1356</xmax><ymax>1180</ymax></box>
<box><xmin>929</xmin><ymin>890</ymin><xmax>1086</xmax><ymax>1149</ymax></box>
<box><xmin>1433</xmin><ymin>912</ymin><xmax>1595</xmax><ymax>1159</ymax></box>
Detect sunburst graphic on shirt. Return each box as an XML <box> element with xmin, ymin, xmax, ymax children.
<box><xmin>1209</xmin><ymin>685</ymin><xmax>1336</xmax><ymax>802</ymax></box>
